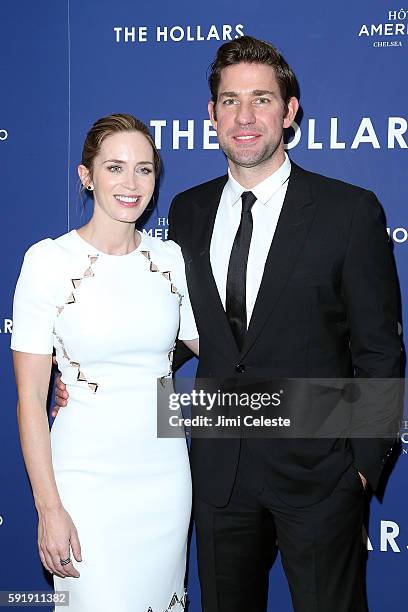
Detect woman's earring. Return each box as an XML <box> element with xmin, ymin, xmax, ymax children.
<box><xmin>86</xmin><ymin>184</ymin><xmax>94</xmax><ymax>191</ymax></box>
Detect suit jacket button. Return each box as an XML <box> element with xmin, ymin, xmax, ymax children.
<box><xmin>235</xmin><ymin>364</ymin><xmax>246</xmax><ymax>374</ymax></box>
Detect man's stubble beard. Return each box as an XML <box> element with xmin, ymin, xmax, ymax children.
<box><xmin>219</xmin><ymin>133</ymin><xmax>284</xmax><ymax>170</ymax></box>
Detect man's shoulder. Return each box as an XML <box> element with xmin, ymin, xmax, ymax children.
<box><xmin>293</xmin><ymin>162</ymin><xmax>374</xmax><ymax>202</ymax></box>
<box><xmin>172</xmin><ymin>174</ymin><xmax>228</xmax><ymax>204</ymax></box>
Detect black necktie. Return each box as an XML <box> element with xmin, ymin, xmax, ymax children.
<box><xmin>226</xmin><ymin>191</ymin><xmax>257</xmax><ymax>350</ymax></box>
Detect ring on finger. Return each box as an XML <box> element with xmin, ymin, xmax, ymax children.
<box><xmin>60</xmin><ymin>557</ymin><xmax>71</xmax><ymax>566</ymax></box>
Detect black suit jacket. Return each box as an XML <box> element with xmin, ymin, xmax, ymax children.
<box><xmin>168</xmin><ymin>162</ymin><xmax>401</xmax><ymax>507</ymax></box>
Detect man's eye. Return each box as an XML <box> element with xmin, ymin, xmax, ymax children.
<box><xmin>108</xmin><ymin>165</ymin><xmax>122</xmax><ymax>172</ymax></box>
<box><xmin>254</xmin><ymin>97</ymin><xmax>270</xmax><ymax>104</ymax></box>
<box><xmin>223</xmin><ymin>99</ymin><xmax>238</xmax><ymax>105</ymax></box>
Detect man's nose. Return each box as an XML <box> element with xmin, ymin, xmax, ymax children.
<box><xmin>235</xmin><ymin>101</ymin><xmax>256</xmax><ymax>126</ymax></box>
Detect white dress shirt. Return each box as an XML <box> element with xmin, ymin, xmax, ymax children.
<box><xmin>210</xmin><ymin>153</ymin><xmax>291</xmax><ymax>326</ymax></box>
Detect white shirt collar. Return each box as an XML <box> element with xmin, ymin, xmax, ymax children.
<box><xmin>225</xmin><ymin>153</ymin><xmax>291</xmax><ymax>206</ymax></box>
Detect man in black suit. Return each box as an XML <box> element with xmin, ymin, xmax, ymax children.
<box><xmin>167</xmin><ymin>36</ymin><xmax>401</xmax><ymax>612</ymax></box>
<box><xmin>55</xmin><ymin>36</ymin><xmax>401</xmax><ymax>612</ymax></box>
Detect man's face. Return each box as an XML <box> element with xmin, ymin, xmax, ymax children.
<box><xmin>208</xmin><ymin>62</ymin><xmax>298</xmax><ymax>171</ymax></box>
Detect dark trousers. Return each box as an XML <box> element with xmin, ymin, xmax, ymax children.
<box><xmin>194</xmin><ymin>441</ymin><xmax>368</xmax><ymax>612</ymax></box>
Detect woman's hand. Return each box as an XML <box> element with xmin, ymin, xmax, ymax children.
<box><xmin>37</xmin><ymin>506</ymin><xmax>82</xmax><ymax>578</ymax></box>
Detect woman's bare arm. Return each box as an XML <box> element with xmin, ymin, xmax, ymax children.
<box><xmin>13</xmin><ymin>351</ymin><xmax>81</xmax><ymax>577</ymax></box>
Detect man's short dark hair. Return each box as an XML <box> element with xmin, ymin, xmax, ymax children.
<box><xmin>208</xmin><ymin>35</ymin><xmax>299</xmax><ymax>114</ymax></box>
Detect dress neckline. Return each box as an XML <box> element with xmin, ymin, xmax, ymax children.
<box><xmin>71</xmin><ymin>229</ymin><xmax>143</xmax><ymax>258</ymax></box>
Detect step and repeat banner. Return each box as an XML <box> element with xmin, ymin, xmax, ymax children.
<box><xmin>1</xmin><ymin>1</ymin><xmax>407</xmax><ymax>610</ymax></box>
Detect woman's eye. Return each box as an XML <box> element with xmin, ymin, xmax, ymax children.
<box><xmin>138</xmin><ymin>167</ymin><xmax>153</xmax><ymax>175</ymax></box>
<box><xmin>108</xmin><ymin>165</ymin><xmax>122</xmax><ymax>172</ymax></box>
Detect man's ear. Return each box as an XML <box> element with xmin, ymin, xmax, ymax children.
<box><xmin>78</xmin><ymin>164</ymin><xmax>92</xmax><ymax>189</ymax></box>
<box><xmin>208</xmin><ymin>100</ymin><xmax>217</xmax><ymax>129</ymax></box>
<box><xmin>283</xmin><ymin>97</ymin><xmax>299</xmax><ymax>129</ymax></box>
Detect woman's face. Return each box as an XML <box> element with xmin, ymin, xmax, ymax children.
<box><xmin>80</xmin><ymin>130</ymin><xmax>156</xmax><ymax>225</ymax></box>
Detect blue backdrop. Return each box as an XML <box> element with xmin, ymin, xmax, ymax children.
<box><xmin>1</xmin><ymin>1</ymin><xmax>407</xmax><ymax>609</ymax></box>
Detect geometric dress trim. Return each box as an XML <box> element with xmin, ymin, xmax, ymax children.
<box><xmin>147</xmin><ymin>588</ymin><xmax>188</xmax><ymax>612</ymax></box>
<box><xmin>53</xmin><ymin>254</ymin><xmax>99</xmax><ymax>393</ymax></box>
<box><xmin>139</xmin><ymin>249</ymin><xmax>182</xmax><ymax>380</ymax></box>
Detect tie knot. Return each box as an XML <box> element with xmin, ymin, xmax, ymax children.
<box><xmin>241</xmin><ymin>191</ymin><xmax>257</xmax><ymax>213</ymax></box>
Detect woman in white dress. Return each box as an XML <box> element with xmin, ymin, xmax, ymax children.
<box><xmin>11</xmin><ymin>114</ymin><xmax>198</xmax><ymax>612</ymax></box>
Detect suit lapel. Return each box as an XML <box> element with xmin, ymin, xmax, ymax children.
<box><xmin>191</xmin><ymin>176</ymin><xmax>240</xmax><ymax>356</ymax></box>
<box><xmin>241</xmin><ymin>163</ymin><xmax>317</xmax><ymax>358</ymax></box>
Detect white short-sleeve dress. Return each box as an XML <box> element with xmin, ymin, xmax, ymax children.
<box><xmin>11</xmin><ymin>230</ymin><xmax>198</xmax><ymax>612</ymax></box>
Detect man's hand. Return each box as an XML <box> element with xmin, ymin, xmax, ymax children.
<box><xmin>358</xmin><ymin>472</ymin><xmax>367</xmax><ymax>490</ymax></box>
<box><xmin>52</xmin><ymin>357</ymin><xmax>69</xmax><ymax>418</ymax></box>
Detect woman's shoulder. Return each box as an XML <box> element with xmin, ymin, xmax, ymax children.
<box><xmin>24</xmin><ymin>236</ymin><xmax>55</xmax><ymax>257</ymax></box>
<box><xmin>24</xmin><ymin>230</ymin><xmax>77</xmax><ymax>254</ymax></box>
<box><xmin>141</xmin><ymin>233</ymin><xmax>182</xmax><ymax>259</ymax></box>
<box><xmin>21</xmin><ymin>237</ymin><xmax>58</xmax><ymax>271</ymax></box>
<box><xmin>139</xmin><ymin>236</ymin><xmax>187</xmax><ymax>291</ymax></box>
<box><xmin>22</xmin><ymin>231</ymin><xmax>81</xmax><ymax>271</ymax></box>
<box><xmin>142</xmin><ymin>235</ymin><xmax>185</xmax><ymax>271</ymax></box>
